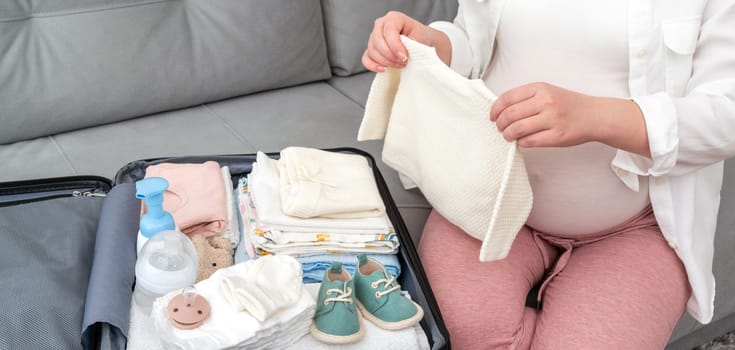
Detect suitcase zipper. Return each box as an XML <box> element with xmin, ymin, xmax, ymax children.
<box><xmin>0</xmin><ymin>176</ymin><xmax>112</xmax><ymax>206</ymax></box>
<box><xmin>72</xmin><ymin>190</ymin><xmax>108</xmax><ymax>198</ymax></box>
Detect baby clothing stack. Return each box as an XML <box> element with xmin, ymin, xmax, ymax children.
<box><xmin>149</xmin><ymin>255</ymin><xmax>315</xmax><ymax>350</ymax></box>
<box><xmin>127</xmin><ymin>273</ymin><xmax>430</xmax><ymax>350</ymax></box>
<box><xmin>235</xmin><ymin>148</ymin><xmax>402</xmax><ymax>283</ymax></box>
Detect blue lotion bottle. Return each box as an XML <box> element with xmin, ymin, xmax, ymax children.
<box><xmin>135</xmin><ymin>177</ymin><xmax>176</xmax><ymax>254</ymax></box>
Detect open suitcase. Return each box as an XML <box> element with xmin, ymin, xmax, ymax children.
<box><xmin>0</xmin><ymin>147</ymin><xmax>450</xmax><ymax>350</ymax></box>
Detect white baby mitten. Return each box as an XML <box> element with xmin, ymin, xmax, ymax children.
<box><xmin>219</xmin><ymin>255</ymin><xmax>303</xmax><ymax>322</ymax></box>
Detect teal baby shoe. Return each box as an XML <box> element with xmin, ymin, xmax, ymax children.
<box><xmin>310</xmin><ymin>262</ymin><xmax>365</xmax><ymax>344</ymax></box>
<box><xmin>354</xmin><ymin>253</ymin><xmax>424</xmax><ymax>330</ymax></box>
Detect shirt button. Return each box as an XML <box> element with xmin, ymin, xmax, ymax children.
<box><xmin>637</xmin><ymin>48</ymin><xmax>648</xmax><ymax>58</ymax></box>
<box><xmin>668</xmin><ymin>241</ymin><xmax>678</xmax><ymax>249</ymax></box>
<box><xmin>616</xmin><ymin>169</ymin><xmax>629</xmax><ymax>177</ymax></box>
<box><xmin>655</xmin><ymin>177</ymin><xmax>667</xmax><ymax>185</ymax></box>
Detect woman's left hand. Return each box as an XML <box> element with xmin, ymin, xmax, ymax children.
<box><xmin>489</xmin><ymin>82</ymin><xmax>651</xmax><ymax>157</ymax></box>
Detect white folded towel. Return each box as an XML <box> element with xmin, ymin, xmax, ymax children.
<box><xmin>250</xmin><ymin>152</ymin><xmax>393</xmax><ymax>232</ymax></box>
<box><xmin>278</xmin><ymin>147</ymin><xmax>385</xmax><ymax>219</ymax></box>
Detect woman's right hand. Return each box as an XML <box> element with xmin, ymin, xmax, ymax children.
<box><xmin>362</xmin><ymin>11</ymin><xmax>451</xmax><ymax>72</ymax></box>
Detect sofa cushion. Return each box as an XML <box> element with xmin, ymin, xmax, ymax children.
<box><xmin>0</xmin><ymin>137</ymin><xmax>77</xmax><ymax>182</ymax></box>
<box><xmin>321</xmin><ymin>0</ymin><xmax>457</xmax><ymax>76</ymax></box>
<box><xmin>51</xmin><ymin>106</ymin><xmax>254</xmax><ymax>179</ymax></box>
<box><xmin>0</xmin><ymin>0</ymin><xmax>331</xmax><ymax>144</ymax></box>
<box><xmin>328</xmin><ymin>72</ymin><xmax>376</xmax><ymax>107</ymax></box>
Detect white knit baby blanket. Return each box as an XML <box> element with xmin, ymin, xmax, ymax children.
<box><xmin>358</xmin><ymin>36</ymin><xmax>533</xmax><ymax>262</ymax></box>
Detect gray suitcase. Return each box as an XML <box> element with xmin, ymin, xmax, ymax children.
<box><xmin>0</xmin><ymin>148</ymin><xmax>450</xmax><ymax>350</ymax></box>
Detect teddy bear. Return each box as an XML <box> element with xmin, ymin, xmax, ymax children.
<box><xmin>190</xmin><ymin>234</ymin><xmax>234</xmax><ymax>282</ymax></box>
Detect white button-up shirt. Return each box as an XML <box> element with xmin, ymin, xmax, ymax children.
<box><xmin>431</xmin><ymin>0</ymin><xmax>735</xmax><ymax>324</ymax></box>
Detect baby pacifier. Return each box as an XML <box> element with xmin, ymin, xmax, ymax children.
<box><xmin>167</xmin><ymin>285</ymin><xmax>211</xmax><ymax>329</ymax></box>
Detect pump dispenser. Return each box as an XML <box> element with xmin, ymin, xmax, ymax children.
<box><xmin>136</xmin><ymin>177</ymin><xmax>176</xmax><ymax>254</ymax></box>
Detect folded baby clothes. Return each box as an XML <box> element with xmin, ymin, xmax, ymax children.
<box><xmin>256</xmin><ymin>230</ymin><xmax>399</xmax><ymax>252</ymax></box>
<box><xmin>235</xmin><ymin>177</ymin><xmax>257</xmax><ymax>261</ymax></box>
<box><xmin>219</xmin><ymin>255</ymin><xmax>303</xmax><ymax>322</ymax></box>
<box><xmin>278</xmin><ymin>146</ymin><xmax>385</xmax><ymax>219</ymax></box>
<box><xmin>144</xmin><ymin>161</ymin><xmax>228</xmax><ymax>237</ymax></box>
<box><xmin>359</xmin><ymin>36</ymin><xmax>533</xmax><ymax>262</ymax></box>
<box><xmin>241</xmin><ymin>176</ymin><xmax>399</xmax><ymax>256</ymax></box>
<box><xmin>298</xmin><ymin>253</ymin><xmax>401</xmax><ymax>284</ymax></box>
<box><xmin>251</xmin><ymin>152</ymin><xmax>393</xmax><ymax>232</ymax></box>
<box><xmin>151</xmin><ymin>259</ymin><xmax>316</xmax><ymax>350</ymax></box>
<box><xmin>219</xmin><ymin>166</ymin><xmax>241</xmax><ymax>247</ymax></box>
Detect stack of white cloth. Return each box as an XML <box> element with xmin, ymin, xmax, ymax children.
<box><xmin>219</xmin><ymin>166</ymin><xmax>241</xmax><ymax>248</ymax></box>
<box><xmin>239</xmin><ymin>151</ymin><xmax>399</xmax><ymax>258</ymax></box>
<box><xmin>150</xmin><ymin>255</ymin><xmax>315</xmax><ymax>350</ymax></box>
<box><xmin>278</xmin><ymin>147</ymin><xmax>385</xmax><ymax>219</ymax></box>
<box><xmin>127</xmin><ymin>275</ymin><xmax>431</xmax><ymax>350</ymax></box>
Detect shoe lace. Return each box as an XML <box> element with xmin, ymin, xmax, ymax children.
<box><xmin>371</xmin><ymin>276</ymin><xmax>400</xmax><ymax>298</ymax></box>
<box><xmin>324</xmin><ymin>287</ymin><xmax>354</xmax><ymax>305</ymax></box>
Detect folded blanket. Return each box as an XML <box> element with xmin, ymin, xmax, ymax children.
<box><xmin>219</xmin><ymin>166</ymin><xmax>240</xmax><ymax>247</ymax></box>
<box><xmin>298</xmin><ymin>253</ymin><xmax>401</xmax><ymax>283</ymax></box>
<box><xmin>243</xmin><ymin>190</ymin><xmax>398</xmax><ymax>255</ymax></box>
<box><xmin>278</xmin><ymin>146</ymin><xmax>385</xmax><ymax>219</ymax></box>
<box><xmin>251</xmin><ymin>152</ymin><xmax>393</xmax><ymax>232</ymax></box>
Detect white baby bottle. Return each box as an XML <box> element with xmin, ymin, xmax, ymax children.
<box><xmin>133</xmin><ymin>229</ymin><xmax>199</xmax><ymax>315</ymax></box>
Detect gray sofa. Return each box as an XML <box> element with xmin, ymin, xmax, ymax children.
<box><xmin>0</xmin><ymin>1</ymin><xmax>732</xmax><ymax>348</ymax></box>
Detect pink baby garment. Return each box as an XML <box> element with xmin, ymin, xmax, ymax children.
<box><xmin>145</xmin><ymin>161</ymin><xmax>228</xmax><ymax>237</ymax></box>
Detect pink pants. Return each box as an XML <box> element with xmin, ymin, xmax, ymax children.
<box><xmin>418</xmin><ymin>207</ymin><xmax>690</xmax><ymax>350</ymax></box>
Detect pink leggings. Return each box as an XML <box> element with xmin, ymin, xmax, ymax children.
<box><xmin>418</xmin><ymin>207</ymin><xmax>690</xmax><ymax>350</ymax></box>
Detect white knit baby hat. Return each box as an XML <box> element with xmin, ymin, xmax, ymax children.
<box><xmin>358</xmin><ymin>36</ymin><xmax>533</xmax><ymax>262</ymax></box>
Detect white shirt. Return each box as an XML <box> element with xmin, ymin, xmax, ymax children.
<box><xmin>431</xmin><ymin>0</ymin><xmax>735</xmax><ymax>324</ymax></box>
<box><xmin>486</xmin><ymin>0</ymin><xmax>650</xmax><ymax>235</ymax></box>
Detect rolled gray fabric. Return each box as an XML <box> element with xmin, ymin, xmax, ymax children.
<box><xmin>82</xmin><ymin>183</ymin><xmax>140</xmax><ymax>350</ymax></box>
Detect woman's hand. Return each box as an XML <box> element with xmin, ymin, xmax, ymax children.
<box><xmin>490</xmin><ymin>82</ymin><xmax>651</xmax><ymax>157</ymax></box>
<box><xmin>362</xmin><ymin>11</ymin><xmax>451</xmax><ymax>72</ymax></box>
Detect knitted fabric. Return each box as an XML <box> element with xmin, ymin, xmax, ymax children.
<box><xmin>358</xmin><ymin>36</ymin><xmax>533</xmax><ymax>261</ymax></box>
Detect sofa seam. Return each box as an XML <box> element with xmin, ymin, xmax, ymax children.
<box><xmin>325</xmin><ymin>81</ymin><xmax>366</xmax><ymax>109</ymax></box>
<box><xmin>200</xmin><ymin>104</ymin><xmax>258</xmax><ymax>150</ymax></box>
<box><xmin>47</xmin><ymin>135</ymin><xmax>78</xmax><ymax>175</ymax></box>
<box><xmin>0</xmin><ymin>0</ymin><xmax>178</xmax><ymax>23</ymax></box>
